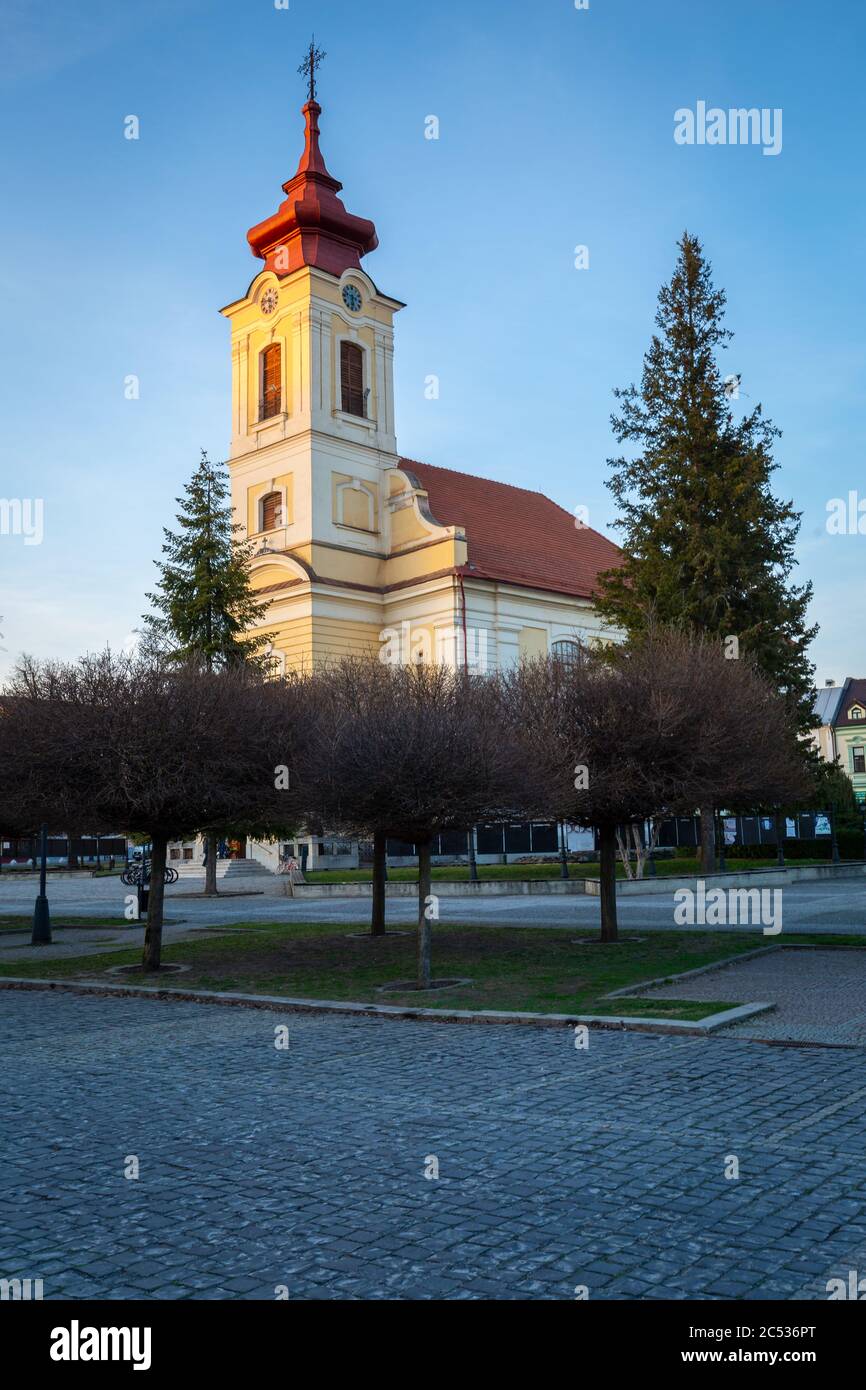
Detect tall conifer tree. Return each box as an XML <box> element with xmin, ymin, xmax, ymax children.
<box><xmin>596</xmin><ymin>233</ymin><xmax>817</xmax><ymax>867</ymax></box>
<box><xmin>144</xmin><ymin>451</ymin><xmax>273</xmax><ymax>670</ymax></box>
<box><xmin>143</xmin><ymin>451</ymin><xmax>275</xmax><ymax>890</ymax></box>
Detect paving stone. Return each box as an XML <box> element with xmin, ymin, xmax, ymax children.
<box><xmin>639</xmin><ymin>947</ymin><xmax>866</xmax><ymax>1044</ymax></box>
<box><xmin>2</xmin><ymin>991</ymin><xmax>866</xmax><ymax>1299</ymax></box>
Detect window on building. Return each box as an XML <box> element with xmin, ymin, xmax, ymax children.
<box><xmin>260</xmin><ymin>343</ymin><xmax>282</xmax><ymax>419</ymax></box>
<box><xmin>340</xmin><ymin>341</ymin><xmax>365</xmax><ymax>417</ymax></box>
<box><xmin>853</xmin><ymin>746</ymin><xmax>866</xmax><ymax>774</ymax></box>
<box><xmin>551</xmin><ymin>639</ymin><xmax>583</xmax><ymax>664</ymax></box>
<box><xmin>260</xmin><ymin>491</ymin><xmax>282</xmax><ymax>531</ymax></box>
<box><xmin>183</xmin><ymin>847</ymin><xmax>194</xmax><ymax>860</ymax></box>
<box><xmin>850</xmin><ymin>705</ymin><xmax>866</xmax><ymax>720</ymax></box>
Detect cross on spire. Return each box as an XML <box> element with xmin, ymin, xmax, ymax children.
<box><xmin>298</xmin><ymin>36</ymin><xmax>326</xmax><ymax>102</ymax></box>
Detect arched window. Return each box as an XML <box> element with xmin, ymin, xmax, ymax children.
<box><xmin>260</xmin><ymin>491</ymin><xmax>282</xmax><ymax>532</ymax></box>
<box><xmin>340</xmin><ymin>340</ymin><xmax>365</xmax><ymax>417</ymax></box>
<box><xmin>551</xmin><ymin>639</ymin><xmax>583</xmax><ymax>665</ymax></box>
<box><xmin>260</xmin><ymin>344</ymin><xmax>282</xmax><ymax>419</ymax></box>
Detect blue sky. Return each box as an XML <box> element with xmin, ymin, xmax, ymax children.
<box><xmin>1</xmin><ymin>0</ymin><xmax>863</xmax><ymax>684</ymax></box>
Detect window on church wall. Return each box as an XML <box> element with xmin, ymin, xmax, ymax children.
<box><xmin>340</xmin><ymin>340</ymin><xmax>366</xmax><ymax>417</ymax></box>
<box><xmin>260</xmin><ymin>491</ymin><xmax>282</xmax><ymax>532</ymax></box>
<box><xmin>551</xmin><ymin>639</ymin><xmax>584</xmax><ymax>665</ymax></box>
<box><xmin>260</xmin><ymin>343</ymin><xmax>282</xmax><ymax>419</ymax></box>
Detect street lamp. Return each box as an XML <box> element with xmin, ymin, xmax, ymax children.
<box><xmin>137</xmin><ymin>841</ymin><xmax>151</xmax><ymax>920</ymax></box>
<box><xmin>466</xmin><ymin>827</ymin><xmax>478</xmax><ymax>882</ymax></box>
<box><xmin>829</xmin><ymin>801</ymin><xmax>841</xmax><ymax>865</ymax></box>
<box><xmin>31</xmin><ymin>823</ymin><xmax>51</xmax><ymax>944</ymax></box>
<box><xmin>646</xmin><ymin>818</ymin><xmax>657</xmax><ymax>877</ymax></box>
<box><xmin>716</xmin><ymin>811</ymin><xmax>727</xmax><ymax>873</ymax></box>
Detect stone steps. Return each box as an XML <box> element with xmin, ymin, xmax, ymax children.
<box><xmin>172</xmin><ymin>858</ymin><xmax>275</xmax><ymax>879</ymax></box>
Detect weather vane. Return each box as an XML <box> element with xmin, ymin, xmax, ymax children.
<box><xmin>298</xmin><ymin>36</ymin><xmax>326</xmax><ymax>102</ymax></box>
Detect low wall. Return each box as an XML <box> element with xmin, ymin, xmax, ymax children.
<box><xmin>287</xmin><ymin>879</ymin><xmax>590</xmax><ymax>898</ymax></box>
<box><xmin>583</xmin><ymin>861</ymin><xmax>866</xmax><ymax>896</ymax></box>
<box><xmin>287</xmin><ymin>861</ymin><xmax>866</xmax><ymax>899</ymax></box>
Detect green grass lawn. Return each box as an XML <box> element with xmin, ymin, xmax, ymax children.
<box><xmin>0</xmin><ymin>915</ymin><xmax>127</xmax><ymax>934</ymax></box>
<box><xmin>302</xmin><ymin>857</ymin><xmax>822</xmax><ymax>884</ymax></box>
<box><xmin>0</xmin><ymin>920</ymin><xmax>826</xmax><ymax>1020</ymax></box>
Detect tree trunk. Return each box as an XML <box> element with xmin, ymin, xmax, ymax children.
<box><xmin>417</xmin><ymin>838</ymin><xmax>432</xmax><ymax>989</ymax></box>
<box><xmin>66</xmin><ymin>833</ymin><xmax>79</xmax><ymax>869</ymax></box>
<box><xmin>371</xmin><ymin>828</ymin><xmax>387</xmax><ymax>936</ymax></box>
<box><xmin>615</xmin><ymin>826</ymin><xmax>634</xmax><ymax>879</ymax></box>
<box><xmin>204</xmin><ymin>831</ymin><xmax>219</xmax><ymax>896</ymax></box>
<box><xmin>598</xmin><ymin>823</ymin><xmax>618</xmax><ymax>943</ymax></box>
<box><xmin>699</xmin><ymin>804</ymin><xmax>716</xmax><ymax>875</ymax></box>
<box><xmin>775</xmin><ymin>810</ymin><xmax>785</xmax><ymax>867</ymax></box>
<box><xmin>142</xmin><ymin>833</ymin><xmax>168</xmax><ymax>972</ymax></box>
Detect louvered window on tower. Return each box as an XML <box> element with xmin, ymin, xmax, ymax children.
<box><xmin>261</xmin><ymin>491</ymin><xmax>282</xmax><ymax>531</ymax></box>
<box><xmin>341</xmin><ymin>341</ymin><xmax>365</xmax><ymax>417</ymax></box>
<box><xmin>260</xmin><ymin>344</ymin><xmax>282</xmax><ymax>419</ymax></box>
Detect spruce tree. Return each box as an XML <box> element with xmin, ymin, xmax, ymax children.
<box><xmin>143</xmin><ymin>450</ymin><xmax>276</xmax><ymax>891</ymax></box>
<box><xmin>596</xmin><ymin>233</ymin><xmax>817</xmax><ymax>867</ymax></box>
<box><xmin>144</xmin><ymin>450</ymin><xmax>273</xmax><ymax>672</ymax></box>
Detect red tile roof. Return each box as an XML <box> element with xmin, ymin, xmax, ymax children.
<box><xmin>399</xmin><ymin>459</ymin><xmax>621</xmax><ymax>600</ymax></box>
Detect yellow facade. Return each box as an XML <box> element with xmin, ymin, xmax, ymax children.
<box><xmin>220</xmin><ymin>110</ymin><xmax>613</xmax><ymax>676</ymax></box>
<box><xmin>220</xmin><ymin>252</ymin><xmax>478</xmax><ymax>672</ymax></box>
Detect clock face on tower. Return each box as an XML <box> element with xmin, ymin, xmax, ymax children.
<box><xmin>260</xmin><ymin>287</ymin><xmax>278</xmax><ymax>315</ymax></box>
<box><xmin>342</xmin><ymin>284</ymin><xmax>362</xmax><ymax>313</ymax></box>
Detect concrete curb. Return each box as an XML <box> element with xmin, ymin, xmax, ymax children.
<box><xmin>0</xmin><ymin>976</ymin><xmax>774</xmax><ymax>1036</ymax></box>
<box><xmin>604</xmin><ymin>944</ymin><xmax>783</xmax><ymax>998</ymax></box>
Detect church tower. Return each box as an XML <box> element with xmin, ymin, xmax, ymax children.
<box><xmin>220</xmin><ymin>54</ymin><xmax>408</xmax><ymax>669</ymax></box>
<box><xmin>220</xmin><ymin>50</ymin><xmax>619</xmax><ymax>680</ymax></box>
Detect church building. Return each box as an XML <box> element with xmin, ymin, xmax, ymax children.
<box><xmin>169</xmin><ymin>73</ymin><xmax>621</xmax><ymax>875</ymax></box>
<box><xmin>220</xmin><ymin>85</ymin><xmax>620</xmax><ymax>678</ymax></box>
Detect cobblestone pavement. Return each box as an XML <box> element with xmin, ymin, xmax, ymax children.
<box><xmin>3</xmin><ymin>990</ymin><xmax>866</xmax><ymax>1300</ymax></box>
<box><xmin>2</xmin><ymin>874</ymin><xmax>865</xmax><ymax>937</ymax></box>
<box><xmin>639</xmin><ymin>947</ymin><xmax>866</xmax><ymax>1045</ymax></box>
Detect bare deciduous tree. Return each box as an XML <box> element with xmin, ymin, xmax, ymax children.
<box><xmin>297</xmin><ymin>658</ymin><xmax>527</xmax><ymax>986</ymax></box>
<box><xmin>1</xmin><ymin>653</ymin><xmax>304</xmax><ymax>969</ymax></box>
<box><xmin>501</xmin><ymin>629</ymin><xmax>811</xmax><ymax>942</ymax></box>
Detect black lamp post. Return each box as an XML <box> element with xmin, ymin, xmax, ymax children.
<box><xmin>31</xmin><ymin>823</ymin><xmax>51</xmax><ymax>944</ymax></box>
<box><xmin>829</xmin><ymin>802</ymin><xmax>841</xmax><ymax>864</ymax></box>
<box><xmin>717</xmin><ymin>811</ymin><xmax>727</xmax><ymax>873</ymax></box>
<box><xmin>644</xmin><ymin>819</ymin><xmax>656</xmax><ymax>876</ymax></box>
<box><xmin>559</xmin><ymin>821</ymin><xmax>570</xmax><ymax>879</ymax></box>
<box><xmin>137</xmin><ymin>841</ymin><xmax>151</xmax><ymax>920</ymax></box>
<box><xmin>467</xmin><ymin>827</ymin><xmax>478</xmax><ymax>882</ymax></box>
